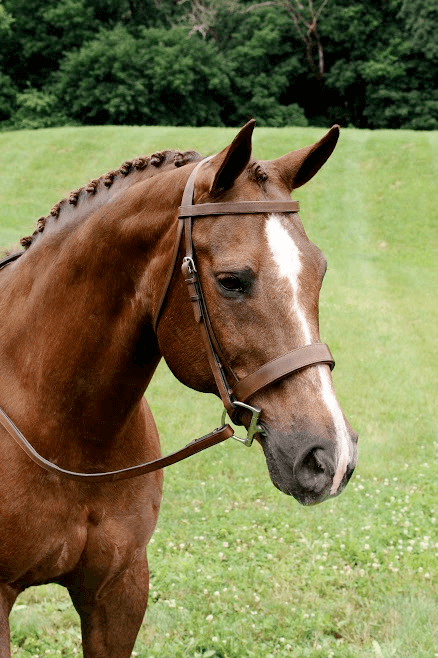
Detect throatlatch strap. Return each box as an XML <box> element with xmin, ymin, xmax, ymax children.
<box><xmin>0</xmin><ymin>251</ymin><xmax>23</xmax><ymax>271</ymax></box>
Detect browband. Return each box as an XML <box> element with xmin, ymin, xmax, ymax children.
<box><xmin>178</xmin><ymin>200</ymin><xmax>300</xmax><ymax>217</ymax></box>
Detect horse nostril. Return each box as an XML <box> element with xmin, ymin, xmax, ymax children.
<box><xmin>295</xmin><ymin>447</ymin><xmax>333</xmax><ymax>495</ymax></box>
<box><xmin>307</xmin><ymin>448</ymin><xmax>326</xmax><ymax>472</ymax></box>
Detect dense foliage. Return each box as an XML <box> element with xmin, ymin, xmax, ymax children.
<box><xmin>1</xmin><ymin>0</ymin><xmax>437</xmax><ymax>129</ymax></box>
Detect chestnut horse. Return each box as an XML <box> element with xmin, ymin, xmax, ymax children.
<box><xmin>0</xmin><ymin>121</ymin><xmax>357</xmax><ymax>656</ymax></box>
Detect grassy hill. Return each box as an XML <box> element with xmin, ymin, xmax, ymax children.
<box><xmin>0</xmin><ymin>126</ymin><xmax>437</xmax><ymax>657</ymax></box>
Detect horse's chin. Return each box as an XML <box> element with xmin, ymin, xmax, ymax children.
<box><xmin>270</xmin><ymin>475</ymin><xmax>333</xmax><ymax>506</ymax></box>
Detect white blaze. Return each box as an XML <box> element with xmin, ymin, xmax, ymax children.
<box><xmin>265</xmin><ymin>215</ymin><xmax>351</xmax><ymax>494</ymax></box>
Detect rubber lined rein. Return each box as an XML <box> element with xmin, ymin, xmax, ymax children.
<box><xmin>0</xmin><ymin>157</ymin><xmax>334</xmax><ymax>482</ymax></box>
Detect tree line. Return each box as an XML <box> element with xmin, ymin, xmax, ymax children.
<box><xmin>0</xmin><ymin>0</ymin><xmax>437</xmax><ymax>130</ymax></box>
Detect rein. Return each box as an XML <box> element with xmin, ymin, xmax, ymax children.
<box><xmin>0</xmin><ymin>157</ymin><xmax>334</xmax><ymax>482</ymax></box>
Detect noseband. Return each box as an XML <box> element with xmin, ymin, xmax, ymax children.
<box><xmin>0</xmin><ymin>157</ymin><xmax>334</xmax><ymax>481</ymax></box>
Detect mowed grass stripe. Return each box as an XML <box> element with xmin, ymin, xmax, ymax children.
<box><xmin>0</xmin><ymin>126</ymin><xmax>436</xmax><ymax>657</ymax></box>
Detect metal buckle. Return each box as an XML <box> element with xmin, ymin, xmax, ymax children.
<box><xmin>221</xmin><ymin>401</ymin><xmax>263</xmax><ymax>447</ymax></box>
<box><xmin>182</xmin><ymin>256</ymin><xmax>196</xmax><ymax>274</ymax></box>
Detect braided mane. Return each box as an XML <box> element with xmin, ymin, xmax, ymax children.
<box><xmin>20</xmin><ymin>148</ymin><xmax>204</xmax><ymax>250</ymax></box>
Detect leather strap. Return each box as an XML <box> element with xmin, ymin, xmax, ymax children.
<box><xmin>0</xmin><ymin>251</ymin><xmax>23</xmax><ymax>271</ymax></box>
<box><xmin>178</xmin><ymin>158</ymin><xmax>243</xmax><ymax>417</ymax></box>
<box><xmin>181</xmin><ymin>255</ymin><xmax>236</xmax><ymax>416</ymax></box>
<box><xmin>0</xmin><ymin>405</ymin><xmax>233</xmax><ymax>482</ymax></box>
<box><xmin>153</xmin><ymin>157</ymin><xmax>215</xmax><ymax>331</ymax></box>
<box><xmin>179</xmin><ymin>200</ymin><xmax>300</xmax><ymax>217</ymax></box>
<box><xmin>153</xmin><ymin>219</ymin><xmax>184</xmax><ymax>331</ymax></box>
<box><xmin>232</xmin><ymin>343</ymin><xmax>334</xmax><ymax>402</ymax></box>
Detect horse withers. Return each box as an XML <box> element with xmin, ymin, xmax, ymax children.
<box><xmin>0</xmin><ymin>121</ymin><xmax>357</xmax><ymax>656</ymax></box>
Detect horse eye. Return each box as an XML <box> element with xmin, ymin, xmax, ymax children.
<box><xmin>217</xmin><ymin>274</ymin><xmax>244</xmax><ymax>293</ymax></box>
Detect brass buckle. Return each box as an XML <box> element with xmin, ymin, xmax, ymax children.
<box><xmin>221</xmin><ymin>401</ymin><xmax>263</xmax><ymax>447</ymax></box>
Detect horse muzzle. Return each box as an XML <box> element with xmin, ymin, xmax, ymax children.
<box><xmin>259</xmin><ymin>426</ymin><xmax>358</xmax><ymax>506</ymax></box>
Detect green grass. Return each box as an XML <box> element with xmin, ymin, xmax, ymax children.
<box><xmin>1</xmin><ymin>126</ymin><xmax>437</xmax><ymax>658</ymax></box>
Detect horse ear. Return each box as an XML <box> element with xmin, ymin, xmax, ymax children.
<box><xmin>208</xmin><ymin>119</ymin><xmax>256</xmax><ymax>194</ymax></box>
<box><xmin>271</xmin><ymin>125</ymin><xmax>340</xmax><ymax>190</ymax></box>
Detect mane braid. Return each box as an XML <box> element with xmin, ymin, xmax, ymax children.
<box><xmin>19</xmin><ymin>149</ymin><xmax>203</xmax><ymax>249</ymax></box>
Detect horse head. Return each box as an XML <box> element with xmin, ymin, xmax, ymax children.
<box><xmin>157</xmin><ymin>120</ymin><xmax>358</xmax><ymax>506</ymax></box>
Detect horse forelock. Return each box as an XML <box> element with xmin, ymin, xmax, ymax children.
<box><xmin>247</xmin><ymin>160</ymin><xmax>268</xmax><ymax>186</ymax></box>
<box><xmin>19</xmin><ymin>149</ymin><xmax>204</xmax><ymax>250</ymax></box>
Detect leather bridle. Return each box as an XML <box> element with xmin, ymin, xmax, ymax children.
<box><xmin>0</xmin><ymin>157</ymin><xmax>334</xmax><ymax>482</ymax></box>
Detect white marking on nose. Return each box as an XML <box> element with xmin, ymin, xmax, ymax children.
<box><xmin>265</xmin><ymin>214</ymin><xmax>351</xmax><ymax>494</ymax></box>
<box><xmin>318</xmin><ymin>367</ymin><xmax>351</xmax><ymax>494</ymax></box>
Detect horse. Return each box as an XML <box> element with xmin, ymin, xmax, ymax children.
<box><xmin>0</xmin><ymin>120</ymin><xmax>357</xmax><ymax>657</ymax></box>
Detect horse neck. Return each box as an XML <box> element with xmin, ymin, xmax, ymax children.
<box><xmin>0</xmin><ymin>168</ymin><xmax>188</xmax><ymax>446</ymax></box>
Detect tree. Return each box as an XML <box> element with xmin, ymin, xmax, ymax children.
<box><xmin>56</xmin><ymin>25</ymin><xmax>232</xmax><ymax>126</ymax></box>
<box><xmin>218</xmin><ymin>5</ymin><xmax>308</xmax><ymax>126</ymax></box>
<box><xmin>400</xmin><ymin>0</ymin><xmax>438</xmax><ymax>61</ymax></box>
<box><xmin>275</xmin><ymin>0</ymin><xmax>328</xmax><ymax>81</ymax></box>
<box><xmin>1</xmin><ymin>0</ymin><xmax>437</xmax><ymax>130</ymax></box>
<box><xmin>0</xmin><ymin>2</ymin><xmax>16</xmax><ymax>121</ymax></box>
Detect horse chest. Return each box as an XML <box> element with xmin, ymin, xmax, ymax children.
<box><xmin>0</xmin><ymin>476</ymin><xmax>150</xmax><ymax>590</ymax></box>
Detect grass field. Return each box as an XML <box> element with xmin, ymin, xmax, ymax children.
<box><xmin>0</xmin><ymin>126</ymin><xmax>437</xmax><ymax>658</ymax></box>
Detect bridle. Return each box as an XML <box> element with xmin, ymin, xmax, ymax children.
<box><xmin>155</xmin><ymin>156</ymin><xmax>335</xmax><ymax>439</ymax></box>
<box><xmin>0</xmin><ymin>157</ymin><xmax>334</xmax><ymax>482</ymax></box>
